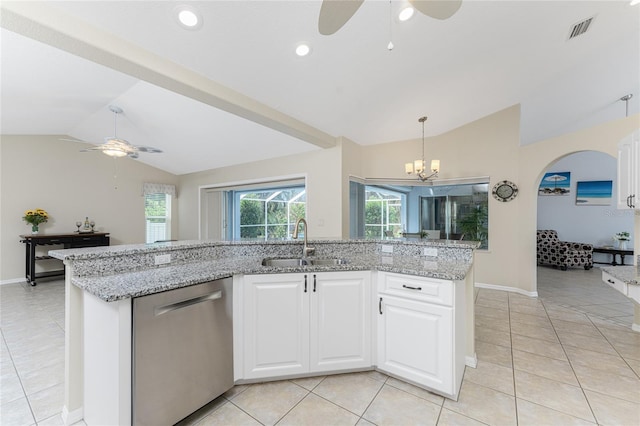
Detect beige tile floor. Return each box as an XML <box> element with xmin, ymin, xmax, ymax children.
<box><xmin>1</xmin><ymin>266</ymin><xmax>639</xmax><ymax>425</ymax></box>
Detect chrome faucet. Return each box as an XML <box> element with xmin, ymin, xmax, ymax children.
<box><xmin>292</xmin><ymin>218</ymin><xmax>315</xmax><ymax>257</ymax></box>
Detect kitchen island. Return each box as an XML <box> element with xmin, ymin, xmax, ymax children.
<box><xmin>601</xmin><ymin>261</ymin><xmax>640</xmax><ymax>332</ymax></box>
<box><xmin>51</xmin><ymin>239</ymin><xmax>478</xmax><ymax>426</ymax></box>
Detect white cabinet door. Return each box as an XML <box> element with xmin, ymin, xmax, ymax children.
<box><xmin>377</xmin><ymin>294</ymin><xmax>453</xmax><ymax>395</ymax></box>
<box><xmin>310</xmin><ymin>271</ymin><xmax>371</xmax><ymax>372</ymax></box>
<box><xmin>242</xmin><ymin>273</ymin><xmax>309</xmax><ymax>379</ymax></box>
<box><xmin>617</xmin><ymin>130</ymin><xmax>640</xmax><ymax>210</ymax></box>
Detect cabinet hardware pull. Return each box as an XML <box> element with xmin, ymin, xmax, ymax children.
<box><xmin>607</xmin><ymin>279</ymin><xmax>615</xmax><ymax>284</ymax></box>
<box><xmin>154</xmin><ymin>291</ymin><xmax>222</xmax><ymax>316</ymax></box>
<box><xmin>402</xmin><ymin>284</ymin><xmax>422</xmax><ymax>291</ymax></box>
<box><xmin>630</xmin><ymin>194</ymin><xmax>636</xmax><ymax>208</ymax></box>
<box><xmin>304</xmin><ymin>275</ymin><xmax>307</xmax><ymax>293</ymax></box>
<box><xmin>379</xmin><ymin>297</ymin><xmax>383</xmax><ymax>315</ymax></box>
<box><xmin>313</xmin><ymin>274</ymin><xmax>317</xmax><ymax>292</ymax></box>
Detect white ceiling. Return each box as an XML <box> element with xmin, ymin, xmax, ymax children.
<box><xmin>1</xmin><ymin>1</ymin><xmax>639</xmax><ymax>175</ymax></box>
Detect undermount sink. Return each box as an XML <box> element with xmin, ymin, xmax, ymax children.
<box><xmin>261</xmin><ymin>258</ymin><xmax>348</xmax><ymax>267</ymax></box>
<box><xmin>261</xmin><ymin>258</ymin><xmax>308</xmax><ymax>267</ymax></box>
<box><xmin>309</xmin><ymin>258</ymin><xmax>349</xmax><ymax>266</ymax></box>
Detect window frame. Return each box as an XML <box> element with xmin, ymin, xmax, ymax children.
<box><xmin>144</xmin><ymin>192</ymin><xmax>172</xmax><ymax>243</ymax></box>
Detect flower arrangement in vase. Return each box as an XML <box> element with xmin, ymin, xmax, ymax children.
<box><xmin>22</xmin><ymin>208</ymin><xmax>49</xmax><ymax>234</ymax></box>
<box><xmin>613</xmin><ymin>232</ymin><xmax>630</xmax><ymax>250</ymax></box>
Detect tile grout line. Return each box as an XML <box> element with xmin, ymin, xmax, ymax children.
<box><xmin>540</xmin><ymin>298</ymin><xmax>600</xmax><ymax>425</ymax></box>
<box><xmin>1</xmin><ymin>307</ymin><xmax>38</xmax><ymax>425</ymax></box>
<box><xmin>507</xmin><ymin>292</ymin><xmax>519</xmax><ymax>426</ymax></box>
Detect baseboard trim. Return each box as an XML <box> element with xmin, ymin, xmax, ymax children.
<box><xmin>465</xmin><ymin>354</ymin><xmax>478</xmax><ymax>368</ymax></box>
<box><xmin>475</xmin><ymin>282</ymin><xmax>538</xmax><ymax>298</ymax></box>
<box><xmin>0</xmin><ymin>278</ymin><xmax>27</xmax><ymax>286</ymax></box>
<box><xmin>62</xmin><ymin>405</ymin><xmax>83</xmax><ymax>425</ymax></box>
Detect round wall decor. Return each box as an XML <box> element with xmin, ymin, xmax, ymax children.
<box><xmin>492</xmin><ymin>180</ymin><xmax>518</xmax><ymax>202</ymax></box>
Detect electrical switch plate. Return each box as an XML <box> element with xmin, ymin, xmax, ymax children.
<box><xmin>423</xmin><ymin>247</ymin><xmax>438</xmax><ymax>257</ymax></box>
<box><xmin>155</xmin><ymin>254</ymin><xmax>171</xmax><ymax>265</ymax></box>
<box><xmin>381</xmin><ymin>245</ymin><xmax>393</xmax><ymax>253</ymax></box>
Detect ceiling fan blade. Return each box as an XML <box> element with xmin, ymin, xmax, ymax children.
<box><xmin>135</xmin><ymin>145</ymin><xmax>163</xmax><ymax>154</ymax></box>
<box><xmin>128</xmin><ymin>152</ymin><xmax>139</xmax><ymax>159</ymax></box>
<box><xmin>409</xmin><ymin>0</ymin><xmax>462</xmax><ymax>20</ymax></box>
<box><xmin>318</xmin><ymin>0</ymin><xmax>364</xmax><ymax>35</ymax></box>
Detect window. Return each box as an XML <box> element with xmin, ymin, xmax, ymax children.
<box><xmin>232</xmin><ymin>186</ymin><xmax>306</xmax><ymax>240</ymax></box>
<box><xmin>350</xmin><ymin>178</ymin><xmax>489</xmax><ymax>248</ymax></box>
<box><xmin>364</xmin><ymin>187</ymin><xmax>405</xmax><ymax>239</ymax></box>
<box><xmin>350</xmin><ymin>182</ymin><xmax>407</xmax><ymax>239</ymax></box>
<box><xmin>143</xmin><ymin>183</ymin><xmax>175</xmax><ymax>243</ymax></box>
<box><xmin>419</xmin><ymin>183</ymin><xmax>489</xmax><ymax>249</ymax></box>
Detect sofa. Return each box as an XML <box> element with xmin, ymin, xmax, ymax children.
<box><xmin>537</xmin><ymin>230</ymin><xmax>593</xmax><ymax>271</ymax></box>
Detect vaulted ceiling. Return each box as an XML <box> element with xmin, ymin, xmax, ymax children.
<box><xmin>1</xmin><ymin>1</ymin><xmax>638</xmax><ymax>175</ymax></box>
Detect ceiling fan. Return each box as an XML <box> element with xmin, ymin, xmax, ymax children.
<box><xmin>63</xmin><ymin>105</ymin><xmax>162</xmax><ymax>158</ymax></box>
<box><xmin>318</xmin><ymin>0</ymin><xmax>463</xmax><ymax>35</ymax></box>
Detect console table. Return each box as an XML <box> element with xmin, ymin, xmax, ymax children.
<box><xmin>593</xmin><ymin>246</ymin><xmax>633</xmax><ymax>266</ymax></box>
<box><xmin>19</xmin><ymin>233</ymin><xmax>110</xmax><ymax>286</ymax></box>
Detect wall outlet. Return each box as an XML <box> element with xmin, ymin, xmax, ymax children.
<box><xmin>155</xmin><ymin>254</ymin><xmax>171</xmax><ymax>265</ymax></box>
<box><xmin>381</xmin><ymin>245</ymin><xmax>393</xmax><ymax>254</ymax></box>
<box><xmin>423</xmin><ymin>247</ymin><xmax>438</xmax><ymax>257</ymax></box>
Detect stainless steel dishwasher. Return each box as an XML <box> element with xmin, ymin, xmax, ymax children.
<box><xmin>132</xmin><ymin>278</ymin><xmax>233</xmax><ymax>425</ymax></box>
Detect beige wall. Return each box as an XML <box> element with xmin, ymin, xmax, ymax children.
<box><xmin>178</xmin><ymin>144</ymin><xmax>345</xmax><ymax>241</ymax></box>
<box><xmin>519</xmin><ymin>114</ymin><xmax>640</xmax><ymax>292</ymax></box>
<box><xmin>358</xmin><ymin>107</ymin><xmax>639</xmax><ymax>292</ymax></box>
<box><xmin>0</xmin><ymin>136</ymin><xmax>179</xmax><ymax>282</ymax></box>
<box><xmin>361</xmin><ymin>105</ymin><xmax>522</xmax><ymax>290</ymax></box>
<box><xmin>3</xmin><ymin>111</ymin><xmax>638</xmax><ymax>291</ymax></box>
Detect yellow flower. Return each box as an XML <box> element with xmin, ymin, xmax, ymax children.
<box><xmin>22</xmin><ymin>208</ymin><xmax>49</xmax><ymax>225</ymax></box>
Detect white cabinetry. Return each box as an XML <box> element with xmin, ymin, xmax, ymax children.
<box><xmin>237</xmin><ymin>271</ymin><xmax>371</xmax><ymax>380</ymax></box>
<box><xmin>376</xmin><ymin>272</ymin><xmax>465</xmax><ymax>399</ymax></box>
<box><xmin>603</xmin><ymin>271</ymin><xmax>640</xmax><ymax>304</ymax></box>
<box><xmin>617</xmin><ymin>129</ymin><xmax>640</xmax><ymax>210</ymax></box>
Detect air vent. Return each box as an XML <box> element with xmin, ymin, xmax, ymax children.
<box><xmin>568</xmin><ymin>16</ymin><xmax>594</xmax><ymax>40</ymax></box>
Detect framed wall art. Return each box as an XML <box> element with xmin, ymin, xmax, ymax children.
<box><xmin>539</xmin><ymin>172</ymin><xmax>571</xmax><ymax>196</ymax></box>
<box><xmin>575</xmin><ymin>180</ymin><xmax>612</xmax><ymax>206</ymax></box>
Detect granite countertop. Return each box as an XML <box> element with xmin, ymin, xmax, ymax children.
<box><xmin>601</xmin><ymin>266</ymin><xmax>639</xmax><ymax>285</ymax></box>
<box><xmin>51</xmin><ymin>238</ymin><xmax>480</xmax><ymax>261</ymax></box>
<box><xmin>71</xmin><ymin>253</ymin><xmax>473</xmax><ymax>302</ymax></box>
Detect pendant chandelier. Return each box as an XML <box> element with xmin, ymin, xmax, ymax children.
<box><xmin>405</xmin><ymin>116</ymin><xmax>440</xmax><ymax>181</ymax></box>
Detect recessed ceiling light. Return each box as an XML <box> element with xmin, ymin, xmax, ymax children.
<box><xmin>631</xmin><ymin>0</ymin><xmax>640</xmax><ymax>6</ymax></box>
<box><xmin>295</xmin><ymin>43</ymin><xmax>311</xmax><ymax>57</ymax></box>
<box><xmin>398</xmin><ymin>6</ymin><xmax>414</xmax><ymax>22</ymax></box>
<box><xmin>173</xmin><ymin>5</ymin><xmax>203</xmax><ymax>30</ymax></box>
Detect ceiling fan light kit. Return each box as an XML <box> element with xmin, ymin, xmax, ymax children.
<box><xmin>78</xmin><ymin>105</ymin><xmax>163</xmax><ymax>159</ymax></box>
<box><xmin>398</xmin><ymin>5</ymin><xmax>415</xmax><ymax>22</ymax></box>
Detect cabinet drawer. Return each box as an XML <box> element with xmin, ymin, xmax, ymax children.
<box><xmin>602</xmin><ymin>272</ymin><xmax>627</xmax><ymax>295</ymax></box>
<box><xmin>71</xmin><ymin>236</ymin><xmax>109</xmax><ymax>247</ymax></box>
<box><xmin>36</xmin><ymin>237</ymin><xmax>65</xmax><ymax>245</ymax></box>
<box><xmin>378</xmin><ymin>272</ymin><xmax>453</xmax><ymax>306</ymax></box>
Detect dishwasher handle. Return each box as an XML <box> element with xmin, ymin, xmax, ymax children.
<box><xmin>154</xmin><ymin>290</ymin><xmax>222</xmax><ymax>316</ymax></box>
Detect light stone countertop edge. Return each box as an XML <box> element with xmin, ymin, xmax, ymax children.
<box><xmin>72</xmin><ymin>254</ymin><xmax>473</xmax><ymax>302</ymax></box>
<box><xmin>601</xmin><ymin>266</ymin><xmax>640</xmax><ymax>285</ymax></box>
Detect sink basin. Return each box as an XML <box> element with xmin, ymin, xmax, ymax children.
<box><xmin>261</xmin><ymin>258</ymin><xmax>308</xmax><ymax>267</ymax></box>
<box><xmin>310</xmin><ymin>258</ymin><xmax>349</xmax><ymax>266</ymax></box>
<box><xmin>261</xmin><ymin>258</ymin><xmax>348</xmax><ymax>267</ymax></box>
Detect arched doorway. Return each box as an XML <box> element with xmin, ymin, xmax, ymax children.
<box><xmin>535</xmin><ymin>150</ymin><xmax>635</xmax><ymax>327</ymax></box>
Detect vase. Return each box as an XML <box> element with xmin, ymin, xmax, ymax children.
<box><xmin>31</xmin><ymin>224</ymin><xmax>39</xmax><ymax>235</ymax></box>
<box><xmin>618</xmin><ymin>240</ymin><xmax>628</xmax><ymax>250</ymax></box>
